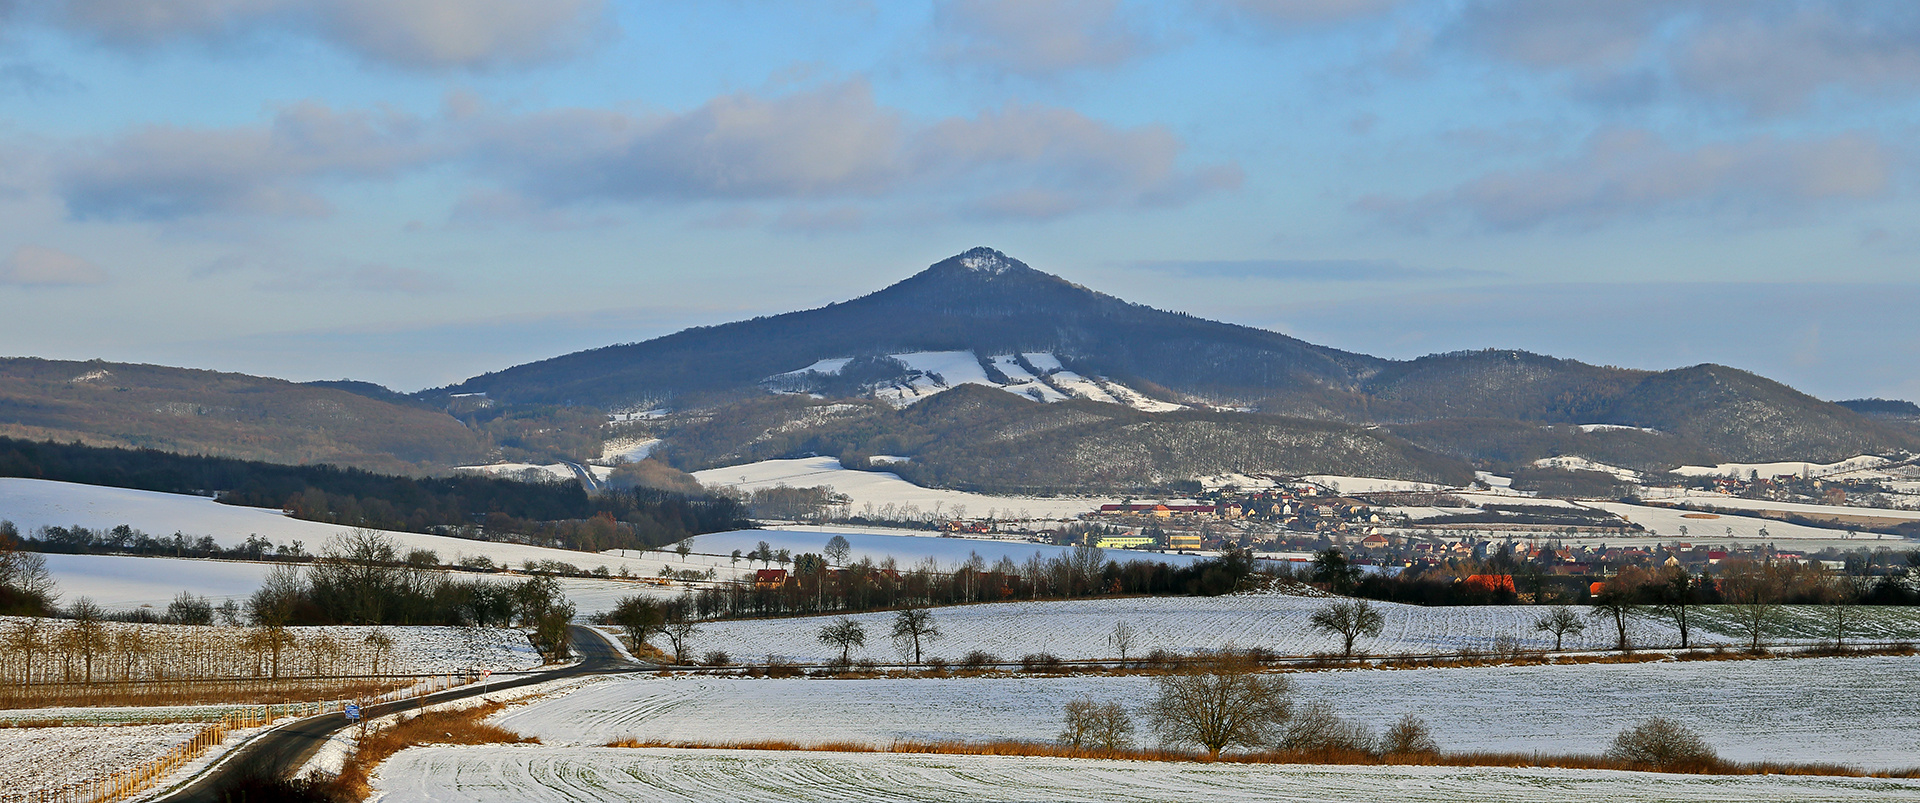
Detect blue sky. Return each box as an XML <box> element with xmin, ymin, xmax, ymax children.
<box><xmin>1</xmin><ymin>0</ymin><xmax>1916</xmax><ymax>400</ymax></box>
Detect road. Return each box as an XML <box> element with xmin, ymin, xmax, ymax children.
<box><xmin>153</xmin><ymin>625</ymin><xmax>640</xmax><ymax>803</ymax></box>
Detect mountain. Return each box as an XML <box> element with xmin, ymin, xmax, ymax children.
<box><xmin>0</xmin><ymin>358</ymin><xmax>488</xmax><ymax>475</ymax></box>
<box><xmin>440</xmin><ymin>248</ymin><xmax>1916</xmax><ymax>482</ymax></box>
<box><xmin>441</xmin><ymin>248</ymin><xmax>1383</xmax><ymax>414</ymax></box>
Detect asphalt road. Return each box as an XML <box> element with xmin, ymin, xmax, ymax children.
<box><xmin>153</xmin><ymin>625</ymin><xmax>640</xmax><ymax>803</ymax></box>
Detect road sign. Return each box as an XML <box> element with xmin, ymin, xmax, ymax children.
<box><xmin>345</xmin><ymin>704</ymin><xmax>361</xmax><ymax>721</ymax></box>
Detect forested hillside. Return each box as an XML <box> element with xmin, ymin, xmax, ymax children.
<box><xmin>0</xmin><ymin>358</ymin><xmax>486</xmax><ymax>474</ymax></box>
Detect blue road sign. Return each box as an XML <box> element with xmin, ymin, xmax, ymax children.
<box><xmin>345</xmin><ymin>704</ymin><xmax>361</xmax><ymax>721</ymax></box>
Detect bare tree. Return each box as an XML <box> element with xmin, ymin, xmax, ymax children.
<box><xmin>1532</xmin><ymin>606</ymin><xmax>1585</xmax><ymax>651</ymax></box>
<box><xmin>817</xmin><ymin>617</ymin><xmax>866</xmax><ymax>665</ymax></box>
<box><xmin>1307</xmin><ymin>599</ymin><xmax>1385</xmax><ymax>658</ymax></box>
<box><xmin>824</xmin><ymin>535</ymin><xmax>852</xmax><ymax>567</ymax></box>
<box><xmin>364</xmin><ymin>629</ymin><xmax>395</xmax><ymax>675</ymax></box>
<box><xmin>1821</xmin><ymin>574</ymin><xmax>1863</xmax><ymax>650</ymax></box>
<box><xmin>1275</xmin><ymin>699</ymin><xmax>1374</xmax><ymax>753</ymax></box>
<box><xmin>1060</xmin><ymin>697</ymin><xmax>1135</xmax><ymax>750</ymax></box>
<box><xmin>1720</xmin><ymin>559</ymin><xmax>1782</xmax><ymax>653</ymax></box>
<box><xmin>1145</xmin><ymin>653</ymin><xmax>1292</xmax><ymax>757</ymax></box>
<box><xmin>1109</xmin><ymin>621</ymin><xmax>1137</xmax><ymax>662</ymax></box>
<box><xmin>889</xmin><ymin>608</ymin><xmax>940</xmax><ymax>665</ymax></box>
<box><xmin>610</xmin><ymin>595</ymin><xmax>666</xmax><ymax>654</ymax></box>
<box><xmin>64</xmin><ymin>598</ymin><xmax>109</xmax><ymax>683</ymax></box>
<box><xmin>1656</xmin><ymin>567</ymin><xmax>1700</xmax><ymax>649</ymax></box>
<box><xmin>663</xmin><ymin>607</ymin><xmax>701</xmax><ymax>664</ymax></box>
<box><xmin>1588</xmin><ymin>571</ymin><xmax>1645</xmax><ymax>652</ymax></box>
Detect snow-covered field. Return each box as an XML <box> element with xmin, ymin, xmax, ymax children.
<box><xmin>691</xmin><ymin>456</ymin><xmax>1116</xmax><ymax>519</ymax></box>
<box><xmin>1644</xmin><ymin>491</ymin><xmax>1920</xmax><ymax>522</ymax></box>
<box><xmin>0</xmin><ymin>615</ymin><xmax>542</xmax><ymax>678</ymax></box>
<box><xmin>667</xmin><ymin>529</ymin><xmax>1203</xmax><ymax>577</ymax></box>
<box><xmin>1585</xmin><ymin>501</ymin><xmax>1879</xmax><ymax>541</ymax></box>
<box><xmin>0</xmin><ymin>478</ymin><xmax>748</xmax><ymax>581</ymax></box>
<box><xmin>374</xmin><ymin>746</ymin><xmax>1920</xmax><ymax>803</ymax></box>
<box><xmin>681</xmin><ymin>594</ymin><xmax>1677</xmax><ymax>664</ymax></box>
<box><xmin>0</xmin><ymin>722</ymin><xmax>202</xmax><ymax>795</ymax></box>
<box><xmin>766</xmin><ymin>349</ymin><xmax>1185</xmax><ymax>413</ymax></box>
<box><xmin>1673</xmin><ymin>456</ymin><xmax>1892</xmax><ymax>480</ymax></box>
<box><xmin>37</xmin><ymin>552</ymin><xmax>689</xmax><ymax>618</ymax></box>
<box><xmin>1302</xmin><ymin>476</ymin><xmax>1449</xmax><ymax>494</ymax></box>
<box><xmin>496</xmin><ymin>654</ymin><xmax>1920</xmax><ymax>770</ymax></box>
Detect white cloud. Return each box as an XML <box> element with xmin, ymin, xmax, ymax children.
<box><xmin>1448</xmin><ymin>0</ymin><xmax>1920</xmax><ymax>116</ymax></box>
<box><xmin>57</xmin><ymin>102</ymin><xmax>431</xmax><ymax>220</ymax></box>
<box><xmin>40</xmin><ymin>0</ymin><xmax>609</xmax><ymax>70</ymax></box>
<box><xmin>45</xmin><ymin>83</ymin><xmax>1238</xmax><ymax>224</ymax></box>
<box><xmin>933</xmin><ymin>0</ymin><xmax>1154</xmax><ymax>78</ymax></box>
<box><xmin>1361</xmin><ymin>129</ymin><xmax>1892</xmax><ymax>231</ymax></box>
<box><xmin>0</xmin><ymin>245</ymin><xmax>108</xmax><ymax>286</ymax></box>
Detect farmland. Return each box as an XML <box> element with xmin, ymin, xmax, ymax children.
<box><xmin>490</xmin><ymin>653</ymin><xmax>1920</xmax><ymax>770</ymax></box>
<box><xmin>373</xmin><ymin>746</ymin><xmax>1920</xmax><ymax>802</ymax></box>
<box><xmin>682</xmin><ymin>593</ymin><xmax>1692</xmax><ymax>663</ymax></box>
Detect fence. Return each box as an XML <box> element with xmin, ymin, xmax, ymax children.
<box><xmin>5</xmin><ymin>673</ymin><xmax>481</xmax><ymax>803</ymax></box>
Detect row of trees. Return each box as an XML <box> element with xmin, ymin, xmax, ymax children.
<box><xmin>680</xmin><ymin>546</ymin><xmax>1261</xmax><ymax>619</ymax></box>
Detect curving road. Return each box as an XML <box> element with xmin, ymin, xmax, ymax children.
<box><xmin>152</xmin><ymin>625</ymin><xmax>641</xmax><ymax>803</ymax></box>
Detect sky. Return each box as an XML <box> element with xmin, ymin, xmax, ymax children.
<box><xmin>1</xmin><ymin>0</ymin><xmax>1916</xmax><ymax>401</ymax></box>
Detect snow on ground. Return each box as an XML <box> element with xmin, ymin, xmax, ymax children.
<box><xmin>34</xmin><ymin>552</ymin><xmax>692</xmax><ymax>618</ymax></box>
<box><xmin>894</xmin><ymin>351</ymin><xmax>997</xmax><ymax>388</ymax></box>
<box><xmin>683</xmin><ymin>594</ymin><xmax>1676</xmax><ymax>665</ymax></box>
<box><xmin>1303</xmin><ymin>476</ymin><xmax>1450</xmax><ymax>494</ymax></box>
<box><xmin>0</xmin><ymin>478</ymin><xmax>743</xmax><ymax>581</ymax></box>
<box><xmin>1584</xmin><ymin>501</ymin><xmax>1865</xmax><ymax>540</ymax></box>
<box><xmin>1576</xmin><ymin>424</ymin><xmax>1660</xmax><ymax>434</ymax></box>
<box><xmin>690</xmin><ymin>456</ymin><xmax>1114</xmax><ymax>518</ymax></box>
<box><xmin>1650</xmin><ymin>491</ymin><xmax>1920</xmax><ymax>522</ymax></box>
<box><xmin>1098</xmin><ymin>380</ymin><xmax>1185</xmax><ymax>412</ymax></box>
<box><xmin>0</xmin><ymin>722</ymin><xmax>203</xmax><ymax>795</ymax></box>
<box><xmin>41</xmin><ymin>552</ymin><xmax>275</xmax><ymax>609</ymax></box>
<box><xmin>668</xmin><ymin>529</ymin><xmax>1204</xmax><ymax>577</ymax></box>
<box><xmin>597</xmin><ymin>437</ymin><xmax>662</xmax><ymax>464</ymax></box>
<box><xmin>376</xmin><ymin>746</ymin><xmax>1920</xmax><ymax>803</ymax></box>
<box><xmin>1532</xmin><ymin>456</ymin><xmax>1643</xmax><ymax>482</ymax></box>
<box><xmin>1196</xmin><ymin>473</ymin><xmax>1281</xmax><ymax>491</ymax></box>
<box><xmin>495</xmin><ymin>654</ymin><xmax>1920</xmax><ymax>771</ymax></box>
<box><xmin>0</xmin><ymin>615</ymin><xmax>542</xmax><ymax>675</ymax></box>
<box><xmin>1673</xmin><ymin>456</ymin><xmax>1891</xmax><ymax>479</ymax></box>
<box><xmin>1021</xmin><ymin>352</ymin><xmax>1064</xmax><ymax>372</ymax></box>
<box><xmin>452</xmin><ymin>462</ymin><xmax>578</xmax><ymax>483</ymax></box>
<box><xmin>1043</xmin><ymin>370</ymin><xmax>1119</xmax><ymax>404</ymax></box>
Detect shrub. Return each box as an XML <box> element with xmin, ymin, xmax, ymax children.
<box><xmin>960</xmin><ymin>650</ymin><xmax>999</xmax><ymax>670</ymax></box>
<box><xmin>1275</xmin><ymin>700</ymin><xmax>1373</xmax><ymax>753</ymax></box>
<box><xmin>1606</xmin><ymin>718</ymin><xmax>1717</xmax><ymax>769</ymax></box>
<box><xmin>701</xmin><ymin>650</ymin><xmax>732</xmax><ymax>667</ymax></box>
<box><xmin>1020</xmin><ymin>653</ymin><xmax>1063</xmax><ymax>672</ymax></box>
<box><xmin>1380</xmin><ymin>714</ymin><xmax>1438</xmax><ymax>756</ymax></box>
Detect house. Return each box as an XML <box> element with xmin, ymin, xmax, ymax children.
<box><xmin>753</xmin><ymin>569</ymin><xmax>788</xmax><ymax>588</ymax></box>
<box><xmin>1359</xmin><ymin>534</ymin><xmax>1390</xmax><ymax>549</ymax></box>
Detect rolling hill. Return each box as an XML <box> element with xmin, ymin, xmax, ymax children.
<box><xmin>0</xmin><ymin>358</ymin><xmax>487</xmax><ymax>474</ymax></box>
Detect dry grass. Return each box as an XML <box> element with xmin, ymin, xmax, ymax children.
<box><xmin>601</xmin><ymin>736</ymin><xmax>1920</xmax><ymax>779</ymax></box>
<box><xmin>331</xmin><ymin>701</ymin><xmax>538</xmax><ymax>801</ymax></box>
<box><xmin>0</xmin><ymin>676</ymin><xmax>411</xmax><ymax>708</ymax></box>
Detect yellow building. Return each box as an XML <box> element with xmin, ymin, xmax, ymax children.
<box><xmin>1167</xmin><ymin>534</ymin><xmax>1203</xmax><ymax>550</ymax></box>
<box><xmin>1095</xmin><ymin>535</ymin><xmax>1157</xmax><ymax>550</ymax></box>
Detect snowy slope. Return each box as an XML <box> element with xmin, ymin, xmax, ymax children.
<box><xmin>764</xmin><ymin>350</ymin><xmax>1181</xmax><ymax>412</ymax></box>
<box><xmin>0</xmin><ymin>478</ymin><xmax>748</xmax><ymax>581</ymax></box>
<box><xmin>683</xmin><ymin>593</ymin><xmax>1676</xmax><ymax>664</ymax></box>
<box><xmin>33</xmin><ymin>552</ymin><xmax>682</xmax><ymax>617</ymax></box>
<box><xmin>690</xmin><ymin>456</ymin><xmax>1113</xmax><ymax>518</ymax></box>
<box><xmin>491</xmin><ymin>653</ymin><xmax>1920</xmax><ymax>770</ymax></box>
<box><xmin>1673</xmin><ymin>455</ymin><xmax>1891</xmax><ymax>479</ymax></box>
<box><xmin>377</xmin><ymin>746</ymin><xmax>1920</xmax><ymax>803</ymax></box>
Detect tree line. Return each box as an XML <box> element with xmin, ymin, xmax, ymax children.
<box><xmin>0</xmin><ymin>436</ymin><xmax>751</xmax><ymax>552</ymax></box>
<box><xmin>675</xmin><ymin>545</ymin><xmax>1263</xmax><ymax>620</ymax></box>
